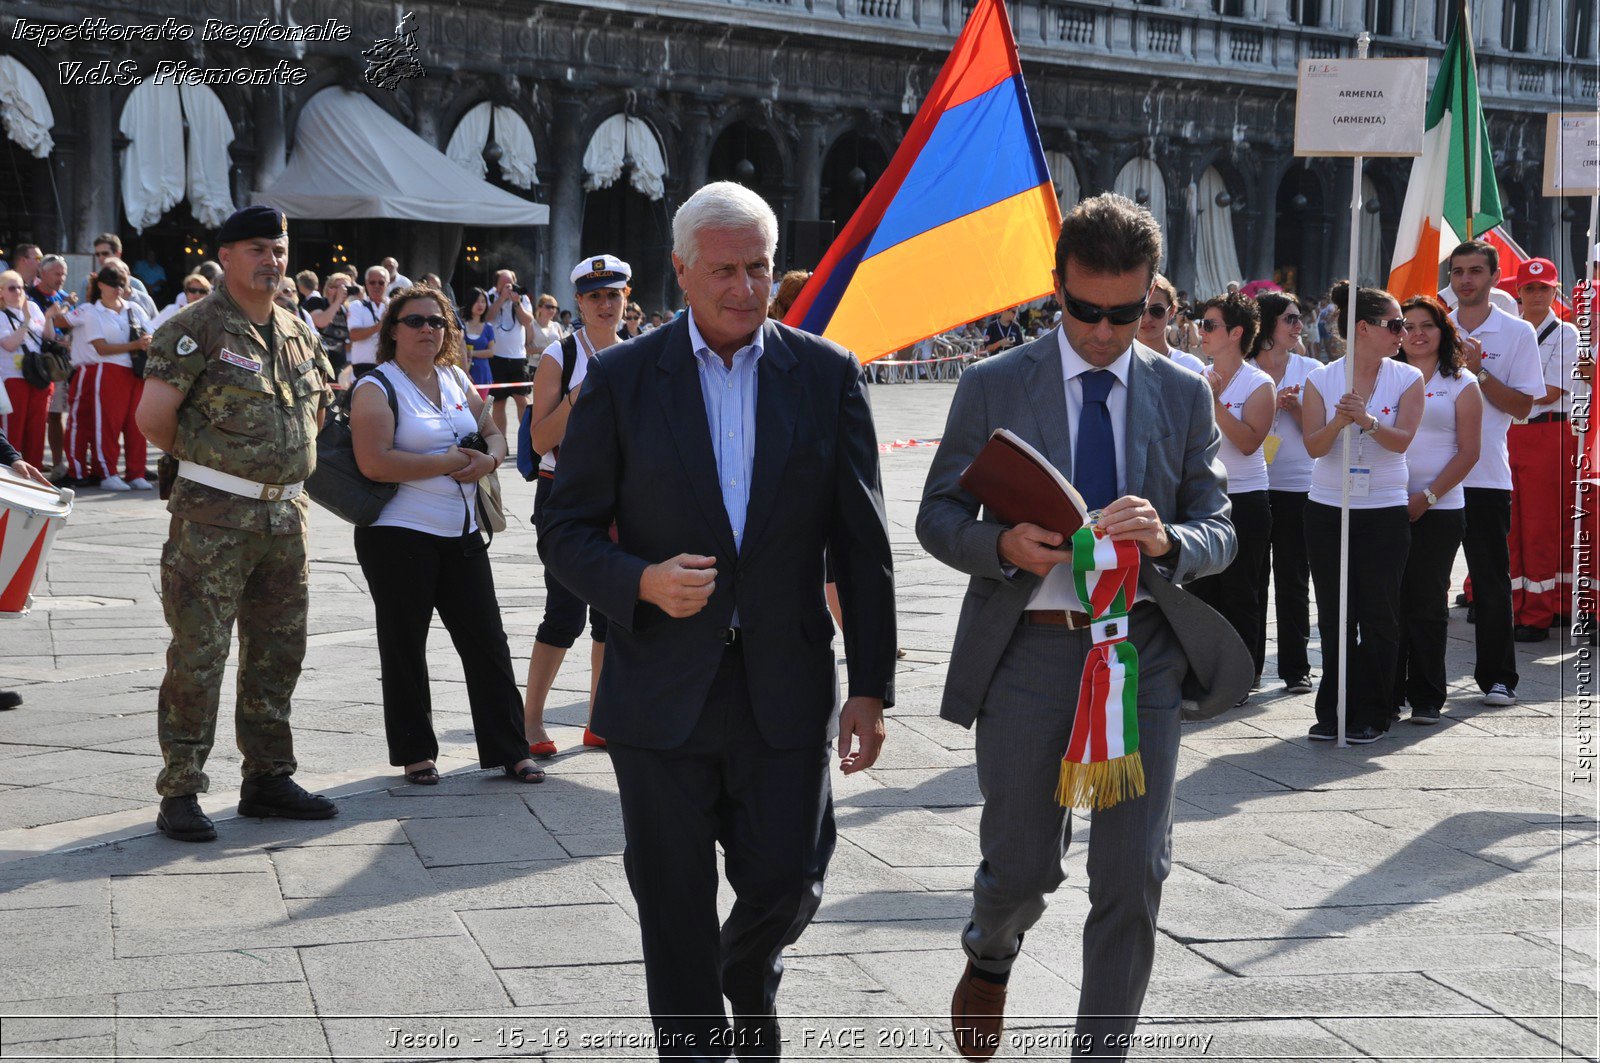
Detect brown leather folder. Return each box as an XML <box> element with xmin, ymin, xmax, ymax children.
<box><xmin>958</xmin><ymin>428</ymin><xmax>1090</xmax><ymax>539</ymax></box>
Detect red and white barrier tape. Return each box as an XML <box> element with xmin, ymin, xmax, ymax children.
<box><xmin>868</xmin><ymin>353</ymin><xmax>976</xmax><ymax>367</ymax></box>
<box><xmin>878</xmin><ymin>438</ymin><xmax>942</xmax><ymax>454</ymax></box>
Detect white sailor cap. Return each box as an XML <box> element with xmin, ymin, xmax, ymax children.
<box><xmin>571</xmin><ymin>254</ymin><xmax>632</xmax><ymax>294</ymax></box>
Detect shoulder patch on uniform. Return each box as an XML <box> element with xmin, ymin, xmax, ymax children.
<box><xmin>176</xmin><ymin>335</ymin><xmax>198</xmax><ymax>356</ymax></box>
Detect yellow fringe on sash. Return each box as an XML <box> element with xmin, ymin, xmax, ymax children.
<box><xmin>1055</xmin><ymin>752</ymin><xmax>1146</xmax><ymax>810</ymax></box>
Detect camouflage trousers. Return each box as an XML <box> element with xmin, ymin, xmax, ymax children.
<box><xmin>156</xmin><ymin>517</ymin><xmax>308</xmax><ymax>797</ymax></box>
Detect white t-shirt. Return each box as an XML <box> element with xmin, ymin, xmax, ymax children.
<box><xmin>345</xmin><ymin>298</ymin><xmax>386</xmax><ymax>366</ymax></box>
<box><xmin>1263</xmin><ymin>353</ymin><xmax>1319</xmax><ymax>493</ymax></box>
<box><xmin>385</xmin><ymin>272</ymin><xmax>413</xmax><ymax>298</ymax></box>
<box><xmin>1406</xmin><ymin>367</ymin><xmax>1478</xmax><ymax>511</ymax></box>
<box><xmin>0</xmin><ymin>301</ymin><xmax>46</xmax><ymax>383</ymax></box>
<box><xmin>491</xmin><ymin>295</ymin><xmax>533</xmax><ymax>359</ymax></box>
<box><xmin>1307</xmin><ymin>356</ymin><xmax>1423</xmax><ymax>509</ymax></box>
<box><xmin>65</xmin><ymin>304</ymin><xmax>99</xmax><ymax>368</ymax></box>
<box><xmin>1529</xmin><ymin>311</ymin><xmax>1582</xmax><ymax>418</ymax></box>
<box><xmin>355</xmin><ymin>362</ymin><xmax>479</xmax><ymax>537</ymax></box>
<box><xmin>535</xmin><ymin>332</ymin><xmax>599</xmax><ymax>476</ymax></box>
<box><xmin>79</xmin><ymin>302</ymin><xmax>150</xmax><ymax>371</ymax></box>
<box><xmin>1168</xmin><ymin>348</ymin><xmax>1205</xmax><ymax>375</ymax></box>
<box><xmin>1450</xmin><ymin>305</ymin><xmax>1545</xmax><ymax>490</ymax></box>
<box><xmin>1211</xmin><ymin>361</ymin><xmax>1273</xmax><ymax>495</ymax></box>
<box><xmin>526</xmin><ymin>318</ymin><xmax>564</xmax><ymax>357</ymax></box>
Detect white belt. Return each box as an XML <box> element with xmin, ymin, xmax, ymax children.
<box><xmin>177</xmin><ymin>460</ymin><xmax>304</xmax><ymax>502</ymax></box>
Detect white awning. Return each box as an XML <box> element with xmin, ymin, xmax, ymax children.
<box><xmin>583</xmin><ymin>114</ymin><xmax>667</xmax><ymax>201</ymax></box>
<box><xmin>0</xmin><ymin>57</ymin><xmax>53</xmax><ymax>158</ymax></box>
<box><xmin>118</xmin><ymin>82</ymin><xmax>237</xmax><ymax>232</ymax></box>
<box><xmin>446</xmin><ymin>102</ymin><xmax>538</xmax><ymax>190</ymax></box>
<box><xmin>255</xmin><ymin>89</ymin><xmax>547</xmax><ymax>226</ymax></box>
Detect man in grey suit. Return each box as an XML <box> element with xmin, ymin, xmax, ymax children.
<box><xmin>917</xmin><ymin>193</ymin><xmax>1249</xmax><ymax>1059</ymax></box>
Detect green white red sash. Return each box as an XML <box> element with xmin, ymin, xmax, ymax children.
<box><xmin>1055</xmin><ymin>525</ymin><xmax>1146</xmax><ymax>810</ymax></box>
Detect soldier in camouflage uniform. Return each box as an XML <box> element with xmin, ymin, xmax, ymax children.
<box><xmin>136</xmin><ymin>205</ymin><xmax>339</xmax><ymax>842</ymax></box>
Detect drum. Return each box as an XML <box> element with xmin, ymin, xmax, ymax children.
<box><xmin>0</xmin><ymin>469</ymin><xmax>73</xmax><ymax>617</ymax></box>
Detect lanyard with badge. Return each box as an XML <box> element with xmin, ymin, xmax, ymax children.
<box><xmin>1346</xmin><ymin>367</ymin><xmax>1375</xmax><ymax>498</ymax></box>
<box><xmin>1262</xmin><ymin>365</ymin><xmax>1295</xmax><ymax>466</ymax></box>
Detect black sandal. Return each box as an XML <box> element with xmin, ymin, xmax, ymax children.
<box><xmin>404</xmin><ymin>766</ymin><xmax>439</xmax><ymax>785</ymax></box>
<box><xmin>502</xmin><ymin>762</ymin><xmax>545</xmax><ymax>784</ymax></box>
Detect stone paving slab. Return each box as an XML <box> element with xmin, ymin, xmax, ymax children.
<box><xmin>0</xmin><ymin>383</ymin><xmax>1594</xmax><ymax>1060</ymax></box>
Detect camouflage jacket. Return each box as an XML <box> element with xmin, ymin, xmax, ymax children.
<box><xmin>146</xmin><ymin>285</ymin><xmax>335</xmax><ymax>534</ymax></box>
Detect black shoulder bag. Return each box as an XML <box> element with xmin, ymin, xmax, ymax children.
<box><xmin>3</xmin><ymin>307</ymin><xmax>50</xmax><ymax>390</ymax></box>
<box><xmin>306</xmin><ymin>371</ymin><xmax>401</xmax><ymax>526</ymax></box>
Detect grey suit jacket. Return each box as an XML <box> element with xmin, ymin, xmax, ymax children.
<box><xmin>916</xmin><ymin>329</ymin><xmax>1252</xmax><ymax>725</ymax></box>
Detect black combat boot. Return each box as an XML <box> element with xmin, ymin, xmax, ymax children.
<box><xmin>237</xmin><ymin>776</ymin><xmax>338</xmax><ymax>820</ymax></box>
<box><xmin>157</xmin><ymin>795</ymin><xmax>217</xmax><ymax>842</ymax></box>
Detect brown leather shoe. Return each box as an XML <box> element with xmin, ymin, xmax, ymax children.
<box><xmin>951</xmin><ymin>960</ymin><xmax>1008</xmax><ymax>1060</ymax></box>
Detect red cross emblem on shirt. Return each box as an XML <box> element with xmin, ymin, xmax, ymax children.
<box><xmin>1381</xmin><ymin>406</ymin><xmax>1392</xmax><ymax>415</ymax></box>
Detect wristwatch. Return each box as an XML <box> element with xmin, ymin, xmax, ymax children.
<box><xmin>1476</xmin><ymin>368</ymin><xmax>1491</xmax><ymax>385</ymax></box>
<box><xmin>1365</xmin><ymin>412</ymin><xmax>1379</xmax><ymax>432</ymax></box>
<box><xmin>1423</xmin><ymin>488</ymin><xmax>1438</xmax><ymax>507</ymax></box>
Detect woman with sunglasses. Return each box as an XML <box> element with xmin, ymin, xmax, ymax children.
<box><xmin>521</xmin><ymin>256</ymin><xmax>631</xmax><ymax>757</ymax></box>
<box><xmin>1187</xmin><ymin>292</ymin><xmax>1274</xmax><ymax>697</ymax></box>
<box><xmin>1392</xmin><ymin>296</ymin><xmax>1481</xmax><ymax>725</ymax></box>
<box><xmin>618</xmin><ymin>301</ymin><xmax>646</xmax><ymax>341</ymax></box>
<box><xmin>74</xmin><ymin>260</ymin><xmax>153</xmax><ymax>491</ymax></box>
<box><xmin>1301</xmin><ymin>281</ymin><xmax>1424</xmax><ymax>743</ymax></box>
<box><xmin>150</xmin><ymin>274</ymin><xmax>212</xmax><ymax>330</ymax></box>
<box><xmin>461</xmin><ymin>288</ymin><xmax>494</xmax><ymax>395</ymax></box>
<box><xmin>1136</xmin><ymin>273</ymin><xmax>1205</xmax><ymax>374</ymax></box>
<box><xmin>1248</xmin><ymin>292</ymin><xmax>1320</xmax><ymax>695</ymax></box>
<box><xmin>0</xmin><ymin>269</ymin><xmax>65</xmax><ymax>468</ymax></box>
<box><xmin>349</xmin><ymin>284</ymin><xmax>543</xmax><ymax>785</ymax></box>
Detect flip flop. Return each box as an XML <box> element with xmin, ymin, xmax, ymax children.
<box><xmin>502</xmin><ymin>763</ymin><xmax>545</xmax><ymax>784</ymax></box>
<box><xmin>404</xmin><ymin>766</ymin><xmax>439</xmax><ymax>785</ymax></box>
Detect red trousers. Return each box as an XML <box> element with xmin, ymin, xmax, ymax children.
<box><xmin>1508</xmin><ymin>419</ymin><xmax>1577</xmax><ymax>628</ymax></box>
<box><xmin>67</xmin><ymin>364</ymin><xmax>146</xmax><ymax>481</ymax></box>
<box><xmin>3</xmin><ymin>378</ymin><xmax>51</xmax><ymax>467</ymax></box>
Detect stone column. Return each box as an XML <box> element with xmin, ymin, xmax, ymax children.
<box><xmin>679</xmin><ymin>99</ymin><xmax>716</xmax><ymax>198</ymax></box>
<box><xmin>794</xmin><ymin>110</ymin><xmax>826</xmax><ymax>221</ymax></box>
<box><xmin>75</xmin><ymin>81</ymin><xmax>116</xmax><ymax>252</ymax></box>
<box><xmin>1265</xmin><ymin>0</ymin><xmax>1292</xmax><ymax>24</ymax></box>
<box><xmin>545</xmin><ymin>90</ymin><xmax>586</xmax><ymax>309</ymax></box>
<box><xmin>253</xmin><ymin>85</ymin><xmax>287</xmax><ymax>193</ymax></box>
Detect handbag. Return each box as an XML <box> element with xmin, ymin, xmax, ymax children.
<box><xmin>3</xmin><ymin>307</ymin><xmax>51</xmax><ymax>390</ymax></box>
<box><xmin>126</xmin><ymin>308</ymin><xmax>148</xmax><ymax>379</ymax></box>
<box><xmin>38</xmin><ymin>336</ymin><xmax>71</xmax><ymax>382</ymax></box>
<box><xmin>453</xmin><ymin>366</ymin><xmax>506</xmax><ymax>537</ymax></box>
<box><xmin>305</xmin><ymin>372</ymin><xmax>399</xmax><ymax>526</ymax></box>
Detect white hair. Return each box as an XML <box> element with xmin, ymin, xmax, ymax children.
<box><xmin>672</xmin><ymin>181</ymin><xmax>778</xmax><ymax>265</ymax></box>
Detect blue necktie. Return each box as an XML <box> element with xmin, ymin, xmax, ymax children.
<box><xmin>1075</xmin><ymin>369</ymin><xmax>1117</xmax><ymax>511</ymax></box>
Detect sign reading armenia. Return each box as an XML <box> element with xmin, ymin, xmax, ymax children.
<box><xmin>1294</xmin><ymin>58</ymin><xmax>1428</xmax><ymax>158</ymax></box>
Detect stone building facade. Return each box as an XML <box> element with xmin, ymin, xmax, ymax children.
<box><xmin>1</xmin><ymin>0</ymin><xmax>1594</xmax><ymax>310</ymax></box>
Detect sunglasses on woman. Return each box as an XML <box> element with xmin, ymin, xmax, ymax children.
<box><xmin>1281</xmin><ymin>313</ymin><xmax>1303</xmax><ymax>326</ymax></box>
<box><xmin>1143</xmin><ymin>303</ymin><xmax>1170</xmax><ymax>320</ymax></box>
<box><xmin>1062</xmin><ymin>292</ymin><xmax>1148</xmax><ymax>326</ymax></box>
<box><xmin>1198</xmin><ymin>318</ymin><xmax>1228</xmax><ymax>333</ymax></box>
<box><xmin>397</xmin><ymin>314</ymin><xmax>447</xmax><ymax>331</ymax></box>
<box><xmin>1365</xmin><ymin>316</ymin><xmax>1406</xmax><ymax>335</ymax></box>
<box><xmin>185</xmin><ymin>287</ymin><xmax>206</xmax><ymax>296</ymax></box>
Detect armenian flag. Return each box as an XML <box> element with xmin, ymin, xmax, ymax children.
<box><xmin>784</xmin><ymin>0</ymin><xmax>1060</xmax><ymax>362</ymax></box>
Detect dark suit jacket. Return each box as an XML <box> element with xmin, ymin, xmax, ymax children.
<box><xmin>537</xmin><ymin>315</ymin><xmax>897</xmax><ymax>750</ymax></box>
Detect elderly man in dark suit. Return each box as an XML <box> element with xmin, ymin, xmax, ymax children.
<box><xmin>918</xmin><ymin>193</ymin><xmax>1250</xmax><ymax>1060</ymax></box>
<box><xmin>538</xmin><ymin>181</ymin><xmax>897</xmax><ymax>1061</ymax></box>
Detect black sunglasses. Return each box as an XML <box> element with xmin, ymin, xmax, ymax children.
<box><xmin>397</xmin><ymin>314</ymin><xmax>447</xmax><ymax>331</ymax></box>
<box><xmin>1365</xmin><ymin>316</ymin><xmax>1406</xmax><ymax>335</ymax></box>
<box><xmin>1062</xmin><ymin>292</ymin><xmax>1148</xmax><ymax>326</ymax></box>
<box><xmin>1198</xmin><ymin>318</ymin><xmax>1229</xmax><ymax>333</ymax></box>
<box><xmin>1143</xmin><ymin>303</ymin><xmax>1170</xmax><ymax>319</ymax></box>
<box><xmin>1281</xmin><ymin>313</ymin><xmax>1303</xmax><ymax>325</ymax></box>
<box><xmin>184</xmin><ymin>286</ymin><xmax>206</xmax><ymax>295</ymax></box>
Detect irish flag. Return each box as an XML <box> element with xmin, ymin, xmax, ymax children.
<box><xmin>1387</xmin><ymin>9</ymin><xmax>1503</xmax><ymax>300</ymax></box>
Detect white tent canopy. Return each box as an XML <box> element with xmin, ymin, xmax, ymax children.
<box><xmin>255</xmin><ymin>89</ymin><xmax>548</xmax><ymax>226</ymax></box>
<box><xmin>1114</xmin><ymin>157</ymin><xmax>1167</xmax><ymax>255</ymax></box>
<box><xmin>1045</xmin><ymin>151</ymin><xmax>1080</xmax><ymax>217</ymax></box>
<box><xmin>583</xmin><ymin>114</ymin><xmax>667</xmax><ymax>201</ymax></box>
<box><xmin>445</xmin><ymin>102</ymin><xmax>539</xmax><ymax>190</ymax></box>
<box><xmin>0</xmin><ymin>57</ymin><xmax>53</xmax><ymax>158</ymax></box>
<box><xmin>1192</xmin><ymin>167</ymin><xmax>1244</xmax><ymax>300</ymax></box>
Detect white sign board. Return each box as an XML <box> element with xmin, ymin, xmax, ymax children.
<box><xmin>1544</xmin><ymin>112</ymin><xmax>1600</xmax><ymax>196</ymax></box>
<box><xmin>1294</xmin><ymin>58</ymin><xmax>1428</xmax><ymax>158</ymax></box>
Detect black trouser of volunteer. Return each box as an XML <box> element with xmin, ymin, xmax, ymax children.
<box><xmin>532</xmin><ymin>475</ymin><xmax>608</xmax><ymax>648</ymax></box>
<box><xmin>353</xmin><ymin>525</ymin><xmax>528</xmax><ymax>769</ymax></box>
<box><xmin>1395</xmin><ymin>507</ymin><xmax>1466</xmax><ymax>713</ymax></box>
<box><xmin>1463</xmin><ymin>487</ymin><xmax>1518</xmax><ymax>693</ymax></box>
<box><xmin>489</xmin><ymin>355</ymin><xmax>532</xmax><ymax>399</ymax></box>
<box><xmin>1256</xmin><ymin>490</ymin><xmax>1312</xmax><ymax>683</ymax></box>
<box><xmin>1189</xmin><ymin>490</ymin><xmax>1271</xmax><ymax>680</ymax></box>
<box><xmin>1304</xmin><ymin>503</ymin><xmax>1410</xmax><ymax>734</ymax></box>
<box><xmin>607</xmin><ymin>643</ymin><xmax>835</xmax><ymax>1061</ymax></box>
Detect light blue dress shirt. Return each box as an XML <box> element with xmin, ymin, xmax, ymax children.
<box><xmin>686</xmin><ymin>310</ymin><xmax>764</xmax><ymax>554</ymax></box>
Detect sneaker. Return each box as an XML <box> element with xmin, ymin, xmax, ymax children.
<box><xmin>1409</xmin><ymin>706</ymin><xmax>1441</xmax><ymax>725</ymax></box>
<box><xmin>1307</xmin><ymin>721</ymin><xmax>1337</xmax><ymax>741</ymax></box>
<box><xmin>1284</xmin><ymin>676</ymin><xmax>1314</xmax><ymax>695</ymax></box>
<box><xmin>98</xmin><ymin>475</ymin><xmax>131</xmax><ymax>491</ymax></box>
<box><xmin>1513</xmin><ymin>625</ymin><xmax>1549</xmax><ymax>643</ymax></box>
<box><xmin>1482</xmin><ymin>684</ymin><xmax>1517</xmax><ymax>707</ymax></box>
<box><xmin>45</xmin><ymin>463</ymin><xmax>69</xmax><ymax>483</ymax></box>
<box><xmin>1346</xmin><ymin>725</ymin><xmax>1384</xmax><ymax>744</ymax></box>
<box><xmin>127</xmin><ymin>476</ymin><xmax>154</xmax><ymax>490</ymax></box>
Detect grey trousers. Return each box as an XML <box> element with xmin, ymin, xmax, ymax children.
<box><xmin>963</xmin><ymin>604</ymin><xmax>1185</xmax><ymax>1059</ymax></box>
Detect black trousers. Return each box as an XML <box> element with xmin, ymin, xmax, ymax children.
<box><xmin>1462</xmin><ymin>487</ymin><xmax>1518</xmax><ymax>693</ymax></box>
<box><xmin>607</xmin><ymin>647</ymin><xmax>835</xmax><ymax>1061</ymax></box>
<box><xmin>353</xmin><ymin>525</ymin><xmax>528</xmax><ymax>768</ymax></box>
<box><xmin>1189</xmin><ymin>490</ymin><xmax>1272</xmax><ymax>679</ymax></box>
<box><xmin>1304</xmin><ymin>503</ymin><xmax>1410</xmax><ymax>733</ymax></box>
<box><xmin>532</xmin><ymin>475</ymin><xmax>608</xmax><ymax>649</ymax></box>
<box><xmin>1395</xmin><ymin>507</ymin><xmax>1466</xmax><ymax>712</ymax></box>
<box><xmin>1256</xmin><ymin>490</ymin><xmax>1312</xmax><ymax>682</ymax></box>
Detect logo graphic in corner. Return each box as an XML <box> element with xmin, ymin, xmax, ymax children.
<box><xmin>363</xmin><ymin>11</ymin><xmax>426</xmax><ymax>92</ymax></box>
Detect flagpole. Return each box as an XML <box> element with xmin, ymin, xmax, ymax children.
<box><xmin>1460</xmin><ymin>0</ymin><xmax>1473</xmax><ymax>240</ymax></box>
<box><xmin>1336</xmin><ymin>29</ymin><xmax>1372</xmax><ymax>749</ymax></box>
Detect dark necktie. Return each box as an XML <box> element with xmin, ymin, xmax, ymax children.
<box><xmin>1075</xmin><ymin>369</ymin><xmax>1117</xmax><ymax>511</ymax></box>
